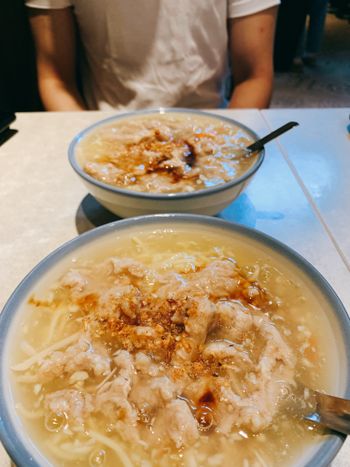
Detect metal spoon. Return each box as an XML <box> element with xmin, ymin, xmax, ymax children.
<box><xmin>245</xmin><ymin>121</ymin><xmax>299</xmax><ymax>155</ymax></box>
<box><xmin>303</xmin><ymin>388</ymin><xmax>350</xmax><ymax>435</ymax></box>
<box><xmin>287</xmin><ymin>383</ymin><xmax>350</xmax><ymax>435</ymax></box>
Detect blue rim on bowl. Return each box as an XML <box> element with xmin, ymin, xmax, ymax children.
<box><xmin>68</xmin><ymin>108</ymin><xmax>265</xmax><ymax>200</ymax></box>
<box><xmin>0</xmin><ymin>214</ymin><xmax>349</xmax><ymax>467</ymax></box>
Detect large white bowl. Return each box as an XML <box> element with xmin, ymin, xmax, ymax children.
<box><xmin>0</xmin><ymin>214</ymin><xmax>349</xmax><ymax>466</ymax></box>
<box><xmin>68</xmin><ymin>109</ymin><xmax>264</xmax><ymax>218</ymax></box>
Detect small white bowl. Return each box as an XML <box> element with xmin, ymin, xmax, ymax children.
<box><xmin>68</xmin><ymin>109</ymin><xmax>264</xmax><ymax>218</ymax></box>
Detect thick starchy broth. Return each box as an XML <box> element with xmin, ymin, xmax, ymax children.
<box><xmin>10</xmin><ymin>226</ymin><xmax>337</xmax><ymax>467</ymax></box>
<box><xmin>77</xmin><ymin>113</ymin><xmax>257</xmax><ymax>193</ymax></box>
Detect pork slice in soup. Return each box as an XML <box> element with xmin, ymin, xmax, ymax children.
<box><xmin>78</xmin><ymin>114</ymin><xmax>256</xmax><ymax>193</ymax></box>
<box><xmin>11</xmin><ymin>230</ymin><xmax>330</xmax><ymax>466</ymax></box>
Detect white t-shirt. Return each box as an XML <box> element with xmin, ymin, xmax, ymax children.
<box><xmin>26</xmin><ymin>0</ymin><xmax>279</xmax><ymax>110</ymax></box>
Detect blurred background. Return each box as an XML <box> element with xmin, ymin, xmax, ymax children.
<box><xmin>273</xmin><ymin>0</ymin><xmax>350</xmax><ymax>107</ymax></box>
<box><xmin>0</xmin><ymin>0</ymin><xmax>349</xmax><ymax>112</ymax></box>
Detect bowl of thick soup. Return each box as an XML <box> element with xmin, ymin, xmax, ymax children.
<box><xmin>68</xmin><ymin>109</ymin><xmax>264</xmax><ymax>218</ymax></box>
<box><xmin>0</xmin><ymin>214</ymin><xmax>349</xmax><ymax>467</ymax></box>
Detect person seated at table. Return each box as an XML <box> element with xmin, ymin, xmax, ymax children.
<box><xmin>25</xmin><ymin>0</ymin><xmax>279</xmax><ymax>111</ymax></box>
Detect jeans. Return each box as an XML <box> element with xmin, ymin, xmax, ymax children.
<box><xmin>274</xmin><ymin>0</ymin><xmax>309</xmax><ymax>71</ymax></box>
<box><xmin>298</xmin><ymin>0</ymin><xmax>329</xmax><ymax>56</ymax></box>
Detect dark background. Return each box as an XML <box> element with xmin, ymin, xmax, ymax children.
<box><xmin>0</xmin><ymin>0</ymin><xmax>42</xmax><ymax>112</ymax></box>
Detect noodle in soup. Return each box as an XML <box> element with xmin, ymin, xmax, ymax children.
<box><xmin>10</xmin><ymin>226</ymin><xmax>335</xmax><ymax>466</ymax></box>
<box><xmin>77</xmin><ymin>113</ymin><xmax>257</xmax><ymax>194</ymax></box>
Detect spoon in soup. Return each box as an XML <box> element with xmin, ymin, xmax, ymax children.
<box><xmin>243</xmin><ymin>121</ymin><xmax>299</xmax><ymax>156</ymax></box>
<box><xmin>184</xmin><ymin>122</ymin><xmax>299</xmax><ymax>168</ymax></box>
<box><xmin>183</xmin><ymin>121</ymin><xmax>299</xmax><ymax>167</ymax></box>
<box><xmin>287</xmin><ymin>384</ymin><xmax>350</xmax><ymax>435</ymax></box>
<box><xmin>303</xmin><ymin>388</ymin><xmax>350</xmax><ymax>435</ymax></box>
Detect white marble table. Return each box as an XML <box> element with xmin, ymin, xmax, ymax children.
<box><xmin>0</xmin><ymin>109</ymin><xmax>349</xmax><ymax>466</ymax></box>
<box><xmin>262</xmin><ymin>108</ymin><xmax>350</xmax><ymax>267</ymax></box>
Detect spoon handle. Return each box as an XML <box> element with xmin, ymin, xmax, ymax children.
<box><xmin>304</xmin><ymin>391</ymin><xmax>350</xmax><ymax>435</ymax></box>
<box><xmin>247</xmin><ymin>121</ymin><xmax>299</xmax><ymax>153</ymax></box>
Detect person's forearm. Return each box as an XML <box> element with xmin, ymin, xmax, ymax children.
<box><xmin>39</xmin><ymin>77</ymin><xmax>86</xmax><ymax>111</ymax></box>
<box><xmin>228</xmin><ymin>76</ymin><xmax>273</xmax><ymax>109</ymax></box>
<box><xmin>28</xmin><ymin>8</ymin><xmax>86</xmax><ymax>111</ymax></box>
<box><xmin>228</xmin><ymin>6</ymin><xmax>277</xmax><ymax>109</ymax></box>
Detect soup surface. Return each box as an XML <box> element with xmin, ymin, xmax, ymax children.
<box><xmin>77</xmin><ymin>113</ymin><xmax>257</xmax><ymax>193</ymax></box>
<box><xmin>10</xmin><ymin>226</ymin><xmax>335</xmax><ymax>467</ymax></box>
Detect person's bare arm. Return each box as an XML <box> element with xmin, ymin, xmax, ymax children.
<box><xmin>28</xmin><ymin>8</ymin><xmax>86</xmax><ymax>111</ymax></box>
<box><xmin>228</xmin><ymin>6</ymin><xmax>278</xmax><ymax>109</ymax></box>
